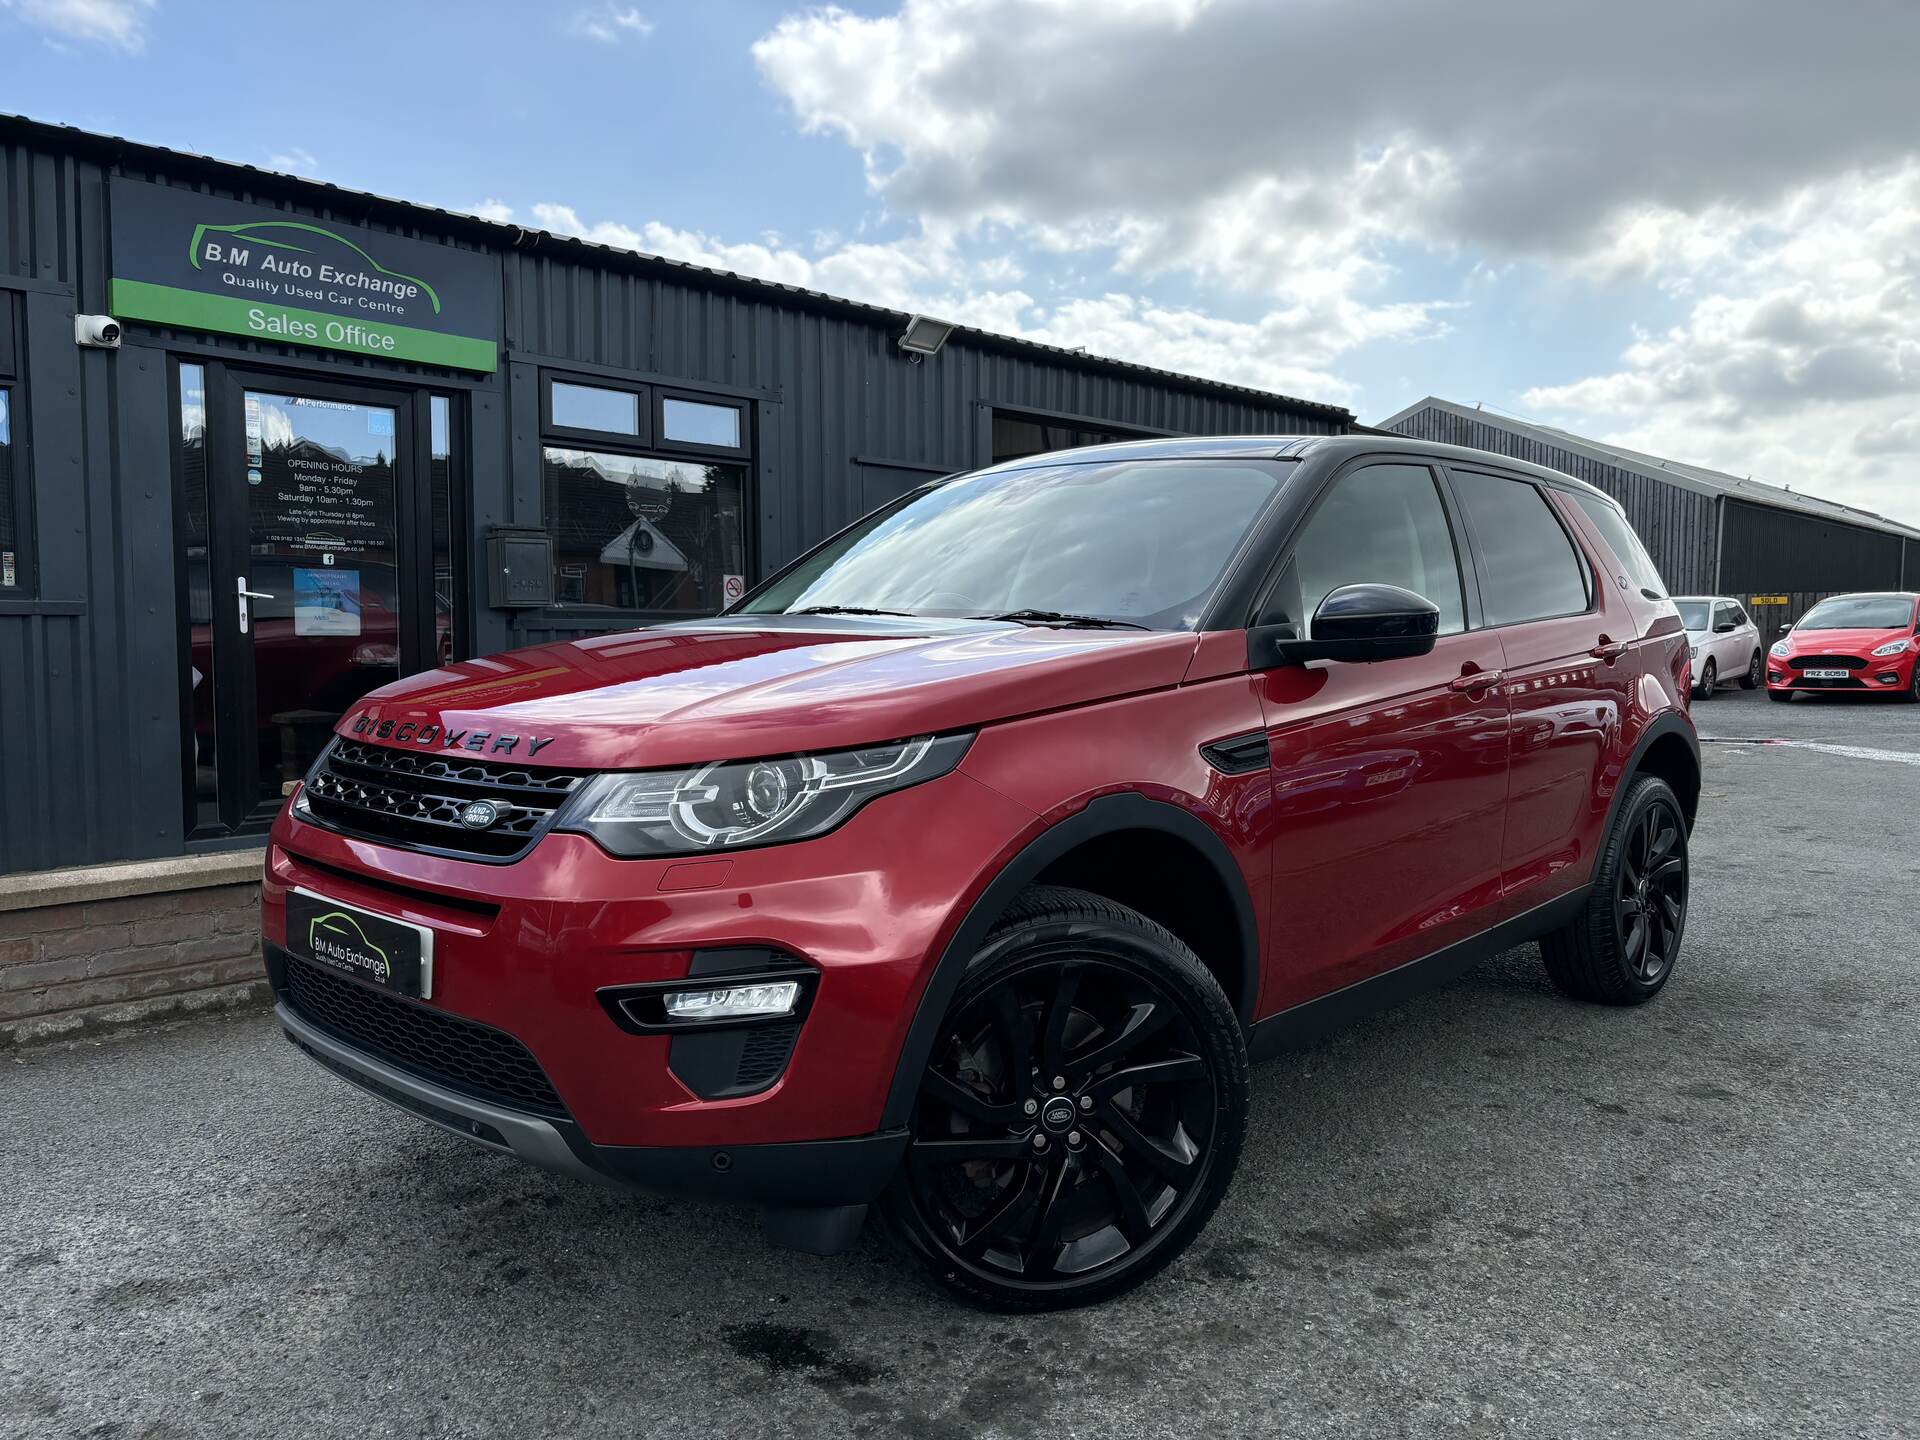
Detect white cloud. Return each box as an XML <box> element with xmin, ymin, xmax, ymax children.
<box><xmin>2</xmin><ymin>0</ymin><xmax>152</xmax><ymax>50</ymax></box>
<box><xmin>565</xmin><ymin>4</ymin><xmax>651</xmax><ymax>44</ymax></box>
<box><xmin>267</xmin><ymin>148</ymin><xmax>318</xmax><ymax>177</ymax></box>
<box><xmin>1522</xmin><ymin>164</ymin><xmax>1920</xmax><ymax>523</ymax></box>
<box><xmin>749</xmin><ymin>0</ymin><xmax>1920</xmax><ymax>520</ymax></box>
<box><xmin>466</xmin><ymin>198</ymin><xmax>516</xmax><ymax>224</ymax></box>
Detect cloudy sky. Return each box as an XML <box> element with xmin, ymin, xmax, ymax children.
<box><xmin>5</xmin><ymin>0</ymin><xmax>1919</xmax><ymax>522</ymax></box>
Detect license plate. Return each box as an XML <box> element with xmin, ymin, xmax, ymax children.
<box><xmin>1802</xmin><ymin>668</ymin><xmax>1850</xmax><ymax>680</ymax></box>
<box><xmin>287</xmin><ymin>888</ymin><xmax>434</xmax><ymax>998</ymax></box>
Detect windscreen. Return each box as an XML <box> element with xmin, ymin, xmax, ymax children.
<box><xmin>1795</xmin><ymin>596</ymin><xmax>1915</xmax><ymax>630</ymax></box>
<box><xmin>1676</xmin><ymin>601</ymin><xmax>1710</xmax><ymax>629</ymax></box>
<box><xmin>739</xmin><ymin>460</ymin><xmax>1286</xmax><ymax>630</ymax></box>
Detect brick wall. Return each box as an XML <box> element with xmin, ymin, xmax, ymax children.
<box><xmin>0</xmin><ymin>881</ymin><xmax>267</xmax><ymax>1047</ymax></box>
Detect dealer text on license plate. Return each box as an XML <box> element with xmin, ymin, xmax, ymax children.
<box><xmin>287</xmin><ymin>888</ymin><xmax>435</xmax><ymax>998</ymax></box>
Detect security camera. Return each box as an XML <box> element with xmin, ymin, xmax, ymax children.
<box><xmin>75</xmin><ymin>314</ymin><xmax>123</xmax><ymax>349</ymax></box>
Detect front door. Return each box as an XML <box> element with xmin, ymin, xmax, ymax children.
<box><xmin>1256</xmin><ymin>460</ymin><xmax>1512</xmax><ymax>1008</ymax></box>
<box><xmin>190</xmin><ymin>366</ymin><xmax>442</xmax><ymax>834</ymax></box>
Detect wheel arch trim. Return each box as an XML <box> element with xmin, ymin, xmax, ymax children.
<box><xmin>1599</xmin><ymin>710</ymin><xmax>1701</xmax><ymax>857</ymax></box>
<box><xmin>879</xmin><ymin>794</ymin><xmax>1260</xmax><ymax>1130</ymax></box>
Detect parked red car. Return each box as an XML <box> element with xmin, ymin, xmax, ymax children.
<box><xmin>1766</xmin><ymin>592</ymin><xmax>1920</xmax><ymax>702</ymax></box>
<box><xmin>263</xmin><ymin>436</ymin><xmax>1700</xmax><ymax>1309</ymax></box>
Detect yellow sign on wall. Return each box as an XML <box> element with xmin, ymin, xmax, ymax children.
<box><xmin>1747</xmin><ymin>594</ymin><xmax>1789</xmax><ymax>606</ymax></box>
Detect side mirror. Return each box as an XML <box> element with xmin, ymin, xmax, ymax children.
<box><xmin>1267</xmin><ymin>583</ymin><xmax>1440</xmax><ymax>666</ymax></box>
<box><xmin>1713</xmin><ymin>621</ymin><xmax>1736</xmax><ymax>633</ymax></box>
<box><xmin>1779</xmin><ymin>623</ymin><xmax>1793</xmax><ymax>634</ymax></box>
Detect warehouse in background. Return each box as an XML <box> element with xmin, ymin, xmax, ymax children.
<box><xmin>1381</xmin><ymin>398</ymin><xmax>1920</xmax><ymax>627</ymax></box>
<box><xmin>0</xmin><ymin>115</ymin><xmax>1351</xmax><ymax>1042</ymax></box>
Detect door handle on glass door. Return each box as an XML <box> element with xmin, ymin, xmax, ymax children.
<box><xmin>1450</xmin><ymin>668</ymin><xmax>1503</xmax><ymax>693</ymax></box>
<box><xmin>235</xmin><ymin>576</ymin><xmax>274</xmax><ymax>635</ymax></box>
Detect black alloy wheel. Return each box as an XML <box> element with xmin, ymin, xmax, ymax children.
<box><xmin>1742</xmin><ymin>651</ymin><xmax>1764</xmax><ymax>689</ymax></box>
<box><xmin>1540</xmin><ymin>775</ymin><xmax>1690</xmax><ymax>1005</ymax></box>
<box><xmin>1613</xmin><ymin>798</ymin><xmax>1688</xmax><ymax>985</ymax></box>
<box><xmin>886</xmin><ymin>887</ymin><xmax>1246</xmax><ymax>1310</ymax></box>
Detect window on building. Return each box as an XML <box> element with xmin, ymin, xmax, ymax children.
<box><xmin>550</xmin><ymin>380</ymin><xmax>641</xmax><ymax>438</ymax></box>
<box><xmin>991</xmin><ymin>411</ymin><xmax>1153</xmax><ymax>465</ymax></box>
<box><xmin>661</xmin><ymin>395</ymin><xmax>744</xmax><ymax>450</ymax></box>
<box><xmin>0</xmin><ymin>388</ymin><xmax>16</xmax><ymax>589</ymax></box>
<box><xmin>542</xmin><ymin>447</ymin><xmax>745</xmax><ymax>613</ymax></box>
<box><xmin>177</xmin><ymin>362</ymin><xmax>218</xmax><ymax>831</ymax></box>
<box><xmin>430</xmin><ymin>395</ymin><xmax>458</xmax><ymax>664</ymax></box>
<box><xmin>1267</xmin><ymin>463</ymin><xmax>1466</xmax><ymax>637</ymax></box>
<box><xmin>1570</xmin><ymin>491</ymin><xmax>1666</xmax><ymax>600</ymax></box>
<box><xmin>1450</xmin><ymin>470</ymin><xmax>1592</xmax><ymax>626</ymax></box>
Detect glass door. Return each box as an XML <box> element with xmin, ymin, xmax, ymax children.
<box><xmin>201</xmin><ymin>370</ymin><xmax>421</xmax><ymax>830</ymax></box>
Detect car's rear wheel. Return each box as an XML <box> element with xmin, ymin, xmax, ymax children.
<box><xmin>1740</xmin><ymin>651</ymin><xmax>1763</xmax><ymax>689</ymax></box>
<box><xmin>1694</xmin><ymin>657</ymin><xmax>1716</xmax><ymax>699</ymax></box>
<box><xmin>884</xmin><ymin>885</ymin><xmax>1247</xmax><ymax>1311</ymax></box>
<box><xmin>1540</xmin><ymin>776</ymin><xmax>1688</xmax><ymax>1005</ymax></box>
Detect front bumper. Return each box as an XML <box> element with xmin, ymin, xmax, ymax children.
<box><xmin>274</xmin><ymin>981</ymin><xmax>908</xmax><ymax>1240</ymax></box>
<box><xmin>1767</xmin><ymin>650</ymin><xmax>1916</xmax><ymax>692</ymax></box>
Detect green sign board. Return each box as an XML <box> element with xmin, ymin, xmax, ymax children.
<box><xmin>108</xmin><ymin>179</ymin><xmax>499</xmax><ymax>372</ymax></box>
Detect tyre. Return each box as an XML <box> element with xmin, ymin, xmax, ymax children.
<box><xmin>1540</xmin><ymin>775</ymin><xmax>1689</xmax><ymax>1006</ymax></box>
<box><xmin>1901</xmin><ymin>669</ymin><xmax>1920</xmax><ymax>704</ymax></box>
<box><xmin>1767</xmin><ymin>687</ymin><xmax>1793</xmax><ymax>703</ymax></box>
<box><xmin>1693</xmin><ymin>657</ymin><xmax>1716</xmax><ymax>699</ymax></box>
<box><xmin>883</xmin><ymin>885</ymin><xmax>1247</xmax><ymax>1311</ymax></box>
<box><xmin>1739</xmin><ymin>651</ymin><xmax>1763</xmax><ymax>690</ymax></box>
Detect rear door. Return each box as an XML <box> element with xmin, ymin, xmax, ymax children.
<box><xmin>1442</xmin><ymin>467</ymin><xmax>1639</xmax><ymax>912</ymax></box>
<box><xmin>1256</xmin><ymin>459</ymin><xmax>1511</xmax><ymax>1007</ymax></box>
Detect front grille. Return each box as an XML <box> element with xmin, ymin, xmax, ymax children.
<box><xmin>284</xmin><ymin>956</ymin><xmax>566</xmax><ymax>1117</ymax></box>
<box><xmin>1790</xmin><ymin>655</ymin><xmax>1868</xmax><ymax>670</ymax></box>
<box><xmin>301</xmin><ymin>738</ymin><xmax>587</xmax><ymax>862</ymax></box>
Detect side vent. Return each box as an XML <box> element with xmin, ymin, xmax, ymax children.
<box><xmin>1200</xmin><ymin>731</ymin><xmax>1270</xmax><ymax>776</ymax></box>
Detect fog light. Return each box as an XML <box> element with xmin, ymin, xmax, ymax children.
<box><xmin>663</xmin><ymin>980</ymin><xmax>801</xmax><ymax>1021</ymax></box>
<box><xmin>1769</xmin><ymin>670</ymin><xmax>1784</xmax><ymax>683</ymax></box>
<box><xmin>1878</xmin><ymin>672</ymin><xmax>1900</xmax><ymax>685</ymax></box>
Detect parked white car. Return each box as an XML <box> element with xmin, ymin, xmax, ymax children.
<box><xmin>1674</xmin><ymin>595</ymin><xmax>1764</xmax><ymax>697</ymax></box>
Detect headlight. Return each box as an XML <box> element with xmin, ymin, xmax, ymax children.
<box><xmin>1870</xmin><ymin>638</ymin><xmax>1913</xmax><ymax>657</ymax></box>
<box><xmin>1769</xmin><ymin>640</ymin><xmax>1790</xmax><ymax>658</ymax></box>
<box><xmin>559</xmin><ymin>733</ymin><xmax>973</xmax><ymax>857</ymax></box>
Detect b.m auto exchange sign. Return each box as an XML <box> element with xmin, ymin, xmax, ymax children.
<box><xmin>108</xmin><ymin>178</ymin><xmax>499</xmax><ymax>372</ymax></box>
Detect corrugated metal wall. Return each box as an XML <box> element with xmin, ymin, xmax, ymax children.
<box><xmin>0</xmin><ymin>124</ymin><xmax>1344</xmax><ymax>874</ymax></box>
<box><xmin>1384</xmin><ymin>405</ymin><xmax>1719</xmax><ymax>594</ymax></box>
<box><xmin>1718</xmin><ymin>500</ymin><xmax>1905</xmax><ymax>594</ymax></box>
<box><xmin>499</xmin><ymin>250</ymin><xmax>1343</xmax><ymax>651</ymax></box>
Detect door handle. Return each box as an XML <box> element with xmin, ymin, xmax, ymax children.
<box><xmin>1450</xmin><ymin>668</ymin><xmax>1504</xmax><ymax>693</ymax></box>
<box><xmin>235</xmin><ymin>576</ymin><xmax>274</xmax><ymax>635</ymax></box>
<box><xmin>1589</xmin><ymin>639</ymin><xmax>1630</xmax><ymax>662</ymax></box>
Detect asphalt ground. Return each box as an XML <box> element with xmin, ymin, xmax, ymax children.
<box><xmin>4</xmin><ymin>683</ymin><xmax>1918</xmax><ymax>1439</ymax></box>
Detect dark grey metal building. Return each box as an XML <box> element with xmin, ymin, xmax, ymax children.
<box><xmin>1382</xmin><ymin>397</ymin><xmax>1920</xmax><ymax>624</ymax></box>
<box><xmin>0</xmin><ymin>115</ymin><xmax>1350</xmax><ymax>878</ymax></box>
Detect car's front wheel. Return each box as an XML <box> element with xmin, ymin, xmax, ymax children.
<box><xmin>1540</xmin><ymin>775</ymin><xmax>1689</xmax><ymax>1005</ymax></box>
<box><xmin>884</xmin><ymin>886</ymin><xmax>1247</xmax><ymax>1311</ymax></box>
<box><xmin>1740</xmin><ymin>651</ymin><xmax>1764</xmax><ymax>689</ymax></box>
<box><xmin>1694</xmin><ymin>657</ymin><xmax>1717</xmax><ymax>699</ymax></box>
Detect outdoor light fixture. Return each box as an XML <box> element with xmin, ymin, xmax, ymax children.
<box><xmin>897</xmin><ymin>314</ymin><xmax>956</xmax><ymax>358</ymax></box>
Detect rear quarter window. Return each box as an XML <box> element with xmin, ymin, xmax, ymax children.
<box><xmin>1570</xmin><ymin>492</ymin><xmax>1668</xmax><ymax>601</ymax></box>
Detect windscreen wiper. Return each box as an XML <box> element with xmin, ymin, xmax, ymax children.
<box><xmin>789</xmin><ymin>605</ymin><xmax>922</xmax><ymax>618</ymax></box>
<box><xmin>977</xmin><ymin>608</ymin><xmax>1153</xmax><ymax>630</ymax></box>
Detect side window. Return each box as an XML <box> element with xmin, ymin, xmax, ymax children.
<box><xmin>1713</xmin><ymin>603</ymin><xmax>1736</xmax><ymax>630</ymax></box>
<box><xmin>1272</xmin><ymin>463</ymin><xmax>1466</xmax><ymax>638</ymax></box>
<box><xmin>1570</xmin><ymin>491</ymin><xmax>1666</xmax><ymax>600</ymax></box>
<box><xmin>1452</xmin><ymin>471</ymin><xmax>1592</xmax><ymax>626</ymax></box>
<box><xmin>1728</xmin><ymin>603</ymin><xmax>1750</xmax><ymax>628</ymax></box>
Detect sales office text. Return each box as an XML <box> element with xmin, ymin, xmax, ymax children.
<box><xmin>247</xmin><ymin>308</ymin><xmax>398</xmax><ymax>354</ymax></box>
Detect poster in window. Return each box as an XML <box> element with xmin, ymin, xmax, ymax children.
<box><xmin>294</xmin><ymin>566</ymin><xmax>362</xmax><ymax>636</ymax></box>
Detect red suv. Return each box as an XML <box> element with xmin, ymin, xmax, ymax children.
<box><xmin>264</xmin><ymin>437</ymin><xmax>1700</xmax><ymax>1309</ymax></box>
